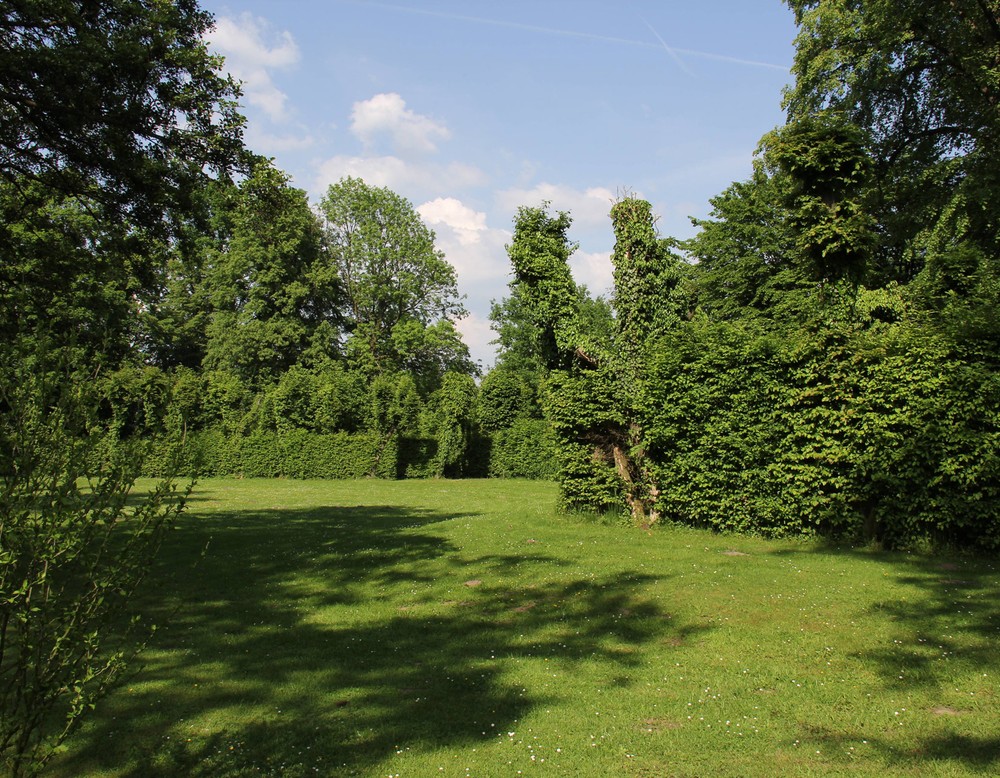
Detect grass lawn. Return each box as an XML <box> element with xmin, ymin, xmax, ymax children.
<box><xmin>53</xmin><ymin>478</ymin><xmax>999</xmax><ymax>777</ymax></box>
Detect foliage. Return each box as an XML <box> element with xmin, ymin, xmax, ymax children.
<box><xmin>0</xmin><ymin>178</ymin><xmax>163</xmax><ymax>371</ymax></box>
<box><xmin>504</xmin><ymin>204</ymin><xmax>580</xmax><ymax>370</ymax></box>
<box><xmin>784</xmin><ymin>0</ymin><xmax>1000</xmax><ymax>281</ymax></box>
<box><xmin>426</xmin><ymin>372</ymin><xmax>478</xmax><ymax>478</ymax></box>
<box><xmin>640</xmin><ymin>311</ymin><xmax>1000</xmax><ymax>548</ymax></box>
<box><xmin>762</xmin><ymin>113</ymin><xmax>876</xmax><ymax>285</ymax></box>
<box><xmin>202</xmin><ymin>161</ymin><xmax>337</xmax><ymax>385</ymax></box>
<box><xmin>477</xmin><ymin>368</ymin><xmax>539</xmax><ymax>433</ymax></box>
<box><xmin>0</xmin><ymin>371</ymin><xmax>189</xmax><ymax>777</ymax></box>
<box><xmin>486</xmin><ymin>418</ymin><xmax>557</xmax><ymax>479</ymax></box>
<box><xmin>0</xmin><ymin>0</ymin><xmax>246</xmax><ymax>229</ymax></box>
<box><xmin>320</xmin><ymin>177</ymin><xmax>469</xmax><ymax>380</ymax></box>
<box><xmin>684</xmin><ymin>168</ymin><xmax>812</xmax><ymax>322</ymax></box>
<box><xmin>0</xmin><ymin>2</ymin><xmax>248</xmax><ymax>770</ymax></box>
<box><xmin>489</xmin><ymin>287</ymin><xmax>545</xmax><ymax>375</ymax></box>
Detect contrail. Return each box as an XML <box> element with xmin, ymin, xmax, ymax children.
<box><xmin>638</xmin><ymin>13</ymin><xmax>694</xmax><ymax>75</ymax></box>
<box><xmin>342</xmin><ymin>0</ymin><xmax>789</xmax><ymax>72</ymax></box>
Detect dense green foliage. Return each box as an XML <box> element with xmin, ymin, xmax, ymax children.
<box><xmin>0</xmin><ymin>1</ymin><xmax>243</xmax><ymax>772</ymax></box>
<box><xmin>4</xmin><ymin>0</ymin><xmax>1000</xmax><ymax>770</ymax></box>
<box><xmin>0</xmin><ymin>370</ymin><xmax>189</xmax><ymax>776</ymax></box>
<box><xmin>494</xmin><ymin>0</ymin><xmax>1000</xmax><ymax>549</ymax></box>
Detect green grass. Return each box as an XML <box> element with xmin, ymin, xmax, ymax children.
<box><xmin>53</xmin><ymin>478</ymin><xmax>999</xmax><ymax>777</ymax></box>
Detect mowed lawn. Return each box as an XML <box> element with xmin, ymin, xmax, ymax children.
<box><xmin>54</xmin><ymin>478</ymin><xmax>999</xmax><ymax>777</ymax></box>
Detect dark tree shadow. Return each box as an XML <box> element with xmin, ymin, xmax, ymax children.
<box><xmin>56</xmin><ymin>500</ymin><xmax>699</xmax><ymax>776</ymax></box>
<box><xmin>768</xmin><ymin>543</ymin><xmax>1000</xmax><ymax>772</ymax></box>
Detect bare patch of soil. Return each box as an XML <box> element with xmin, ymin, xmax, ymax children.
<box><xmin>931</xmin><ymin>706</ymin><xmax>966</xmax><ymax>716</ymax></box>
<box><xmin>640</xmin><ymin>718</ymin><xmax>683</xmax><ymax>733</ymax></box>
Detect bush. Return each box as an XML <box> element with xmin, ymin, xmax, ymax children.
<box><xmin>641</xmin><ymin>316</ymin><xmax>1000</xmax><ymax>549</ymax></box>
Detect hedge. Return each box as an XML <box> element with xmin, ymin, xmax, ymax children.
<box><xmin>141</xmin><ymin>428</ymin><xmax>397</xmax><ymax>479</ymax></box>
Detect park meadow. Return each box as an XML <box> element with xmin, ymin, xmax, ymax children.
<box><xmin>54</xmin><ymin>478</ymin><xmax>999</xmax><ymax>777</ymax></box>
<box><xmin>6</xmin><ymin>1</ymin><xmax>1000</xmax><ymax>775</ymax></box>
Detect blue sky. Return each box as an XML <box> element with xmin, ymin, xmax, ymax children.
<box><xmin>200</xmin><ymin>0</ymin><xmax>799</xmax><ymax>368</ymax></box>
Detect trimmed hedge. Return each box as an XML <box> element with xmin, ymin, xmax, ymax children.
<box><xmin>140</xmin><ymin>425</ymin><xmax>551</xmax><ymax>481</ymax></box>
<box><xmin>142</xmin><ymin>428</ymin><xmax>397</xmax><ymax>479</ymax></box>
<box><xmin>641</xmin><ymin>319</ymin><xmax>1000</xmax><ymax>549</ymax></box>
<box><xmin>488</xmin><ymin>418</ymin><xmax>558</xmax><ymax>480</ymax></box>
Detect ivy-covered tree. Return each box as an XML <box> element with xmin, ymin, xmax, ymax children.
<box><xmin>503</xmin><ymin>199</ymin><xmax>685</xmax><ymax>523</ymax></box>
<box><xmin>606</xmin><ymin>197</ymin><xmax>685</xmax><ymax>524</ymax></box>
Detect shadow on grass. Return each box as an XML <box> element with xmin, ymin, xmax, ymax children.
<box><xmin>771</xmin><ymin>543</ymin><xmax>1000</xmax><ymax>773</ymax></box>
<box><xmin>58</xmin><ymin>501</ymin><xmax>693</xmax><ymax>777</ymax></box>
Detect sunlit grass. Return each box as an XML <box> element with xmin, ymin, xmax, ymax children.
<box><xmin>54</xmin><ymin>478</ymin><xmax>999</xmax><ymax>776</ymax></box>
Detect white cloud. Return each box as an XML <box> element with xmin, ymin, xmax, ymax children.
<box><xmin>415</xmin><ymin>198</ymin><xmax>513</xmax><ymax>368</ymax></box>
<box><xmin>350</xmin><ymin>93</ymin><xmax>451</xmax><ymax>155</ymax></box>
<box><xmin>419</xmin><ymin>201</ymin><xmax>511</xmax><ymax>286</ymax></box>
<box><xmin>570</xmin><ymin>250</ymin><xmax>614</xmax><ymax>296</ymax></box>
<box><xmin>312</xmin><ymin>155</ymin><xmax>487</xmax><ymax>201</ymax></box>
<box><xmin>419</xmin><ymin>198</ymin><xmax>509</xmax><ymax>288</ymax></box>
<box><xmin>210</xmin><ymin>14</ymin><xmax>299</xmax><ymax>122</ymax></box>
<box><xmin>454</xmin><ymin>312</ymin><xmax>497</xmax><ymax>371</ymax></box>
<box><xmin>496</xmin><ymin>183</ymin><xmax>618</xmax><ymax>229</ymax></box>
<box><xmin>417</xmin><ymin>198</ymin><xmax>487</xmax><ymax>246</ymax></box>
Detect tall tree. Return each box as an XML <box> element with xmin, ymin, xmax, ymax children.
<box><xmin>607</xmin><ymin>197</ymin><xmax>685</xmax><ymax>525</ymax></box>
<box><xmin>0</xmin><ymin>0</ymin><xmax>245</xmax><ymax>230</ymax></box>
<box><xmin>203</xmin><ymin>160</ymin><xmax>339</xmax><ymax>385</ymax></box>
<box><xmin>319</xmin><ymin>177</ymin><xmax>470</xmax><ymax>383</ymax></box>
<box><xmin>504</xmin><ymin>203</ymin><xmax>580</xmax><ymax>371</ymax></box>
<box><xmin>784</xmin><ymin>0</ymin><xmax>1000</xmax><ymax>278</ymax></box>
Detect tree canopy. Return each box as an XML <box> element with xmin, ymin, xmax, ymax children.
<box><xmin>320</xmin><ymin>176</ymin><xmax>472</xmax><ymax>384</ymax></box>
<box><xmin>0</xmin><ymin>0</ymin><xmax>245</xmax><ymax>228</ymax></box>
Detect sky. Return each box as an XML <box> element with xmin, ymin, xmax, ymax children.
<box><xmin>199</xmin><ymin>0</ymin><xmax>799</xmax><ymax>369</ymax></box>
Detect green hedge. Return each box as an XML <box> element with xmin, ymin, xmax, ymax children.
<box><xmin>641</xmin><ymin>319</ymin><xmax>1000</xmax><ymax>549</ymax></box>
<box><xmin>142</xmin><ymin>428</ymin><xmax>397</xmax><ymax>479</ymax></box>
<box><xmin>488</xmin><ymin>419</ymin><xmax>558</xmax><ymax>480</ymax></box>
<box><xmin>140</xmin><ymin>426</ymin><xmax>552</xmax><ymax>481</ymax></box>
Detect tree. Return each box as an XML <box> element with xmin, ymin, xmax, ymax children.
<box><xmin>427</xmin><ymin>372</ymin><xmax>478</xmax><ymax>477</ymax></box>
<box><xmin>784</xmin><ymin>0</ymin><xmax>1000</xmax><ymax>278</ymax></box>
<box><xmin>504</xmin><ymin>203</ymin><xmax>580</xmax><ymax>371</ymax></box>
<box><xmin>684</xmin><ymin>168</ymin><xmax>811</xmax><ymax>322</ymax></box>
<box><xmin>0</xmin><ymin>0</ymin><xmax>245</xmax><ymax>230</ymax></box>
<box><xmin>203</xmin><ymin>160</ymin><xmax>339</xmax><ymax>385</ymax></box>
<box><xmin>0</xmin><ymin>1</ymin><xmax>247</xmax><ymax>772</ymax></box>
<box><xmin>761</xmin><ymin>113</ymin><xmax>876</xmax><ymax>287</ymax></box>
<box><xmin>503</xmin><ymin>203</ymin><xmax>631</xmax><ymax>513</ymax></box>
<box><xmin>0</xmin><ymin>361</ymin><xmax>190</xmax><ymax>776</ymax></box>
<box><xmin>319</xmin><ymin>177</ymin><xmax>468</xmax><ymax>379</ymax></box>
<box><xmin>489</xmin><ymin>288</ymin><xmax>546</xmax><ymax>375</ymax></box>
<box><xmin>0</xmin><ymin>178</ymin><xmax>149</xmax><ymax>369</ymax></box>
